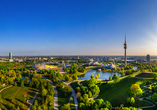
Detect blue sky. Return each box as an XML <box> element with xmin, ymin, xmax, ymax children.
<box><xmin>0</xmin><ymin>0</ymin><xmax>157</xmax><ymax>56</ymax></box>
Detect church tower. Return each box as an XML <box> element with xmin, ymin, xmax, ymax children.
<box><xmin>124</xmin><ymin>34</ymin><xmax>127</xmax><ymax>65</ymax></box>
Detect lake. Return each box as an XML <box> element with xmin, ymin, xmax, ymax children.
<box><xmin>78</xmin><ymin>70</ymin><xmax>122</xmax><ymax>80</ymax></box>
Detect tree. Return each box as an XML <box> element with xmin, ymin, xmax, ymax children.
<box><xmin>21</xmin><ymin>81</ymin><xmax>24</xmax><ymax>87</ymax></box>
<box><xmin>136</xmin><ymin>89</ymin><xmax>143</xmax><ymax>97</ymax></box>
<box><xmin>37</xmin><ymin>106</ymin><xmax>42</xmax><ymax>110</ymax></box>
<box><xmin>76</xmin><ymin>92</ymin><xmax>81</xmax><ymax>99</ymax></box>
<box><xmin>153</xmin><ymin>73</ymin><xmax>157</xmax><ymax>80</ymax></box>
<box><xmin>64</xmin><ymin>68</ymin><xmax>69</xmax><ymax>72</ymax></box>
<box><xmin>152</xmin><ymin>92</ymin><xmax>157</xmax><ymax>102</ymax></box>
<box><xmin>42</xmin><ymin>88</ymin><xmax>47</xmax><ymax>97</ymax></box>
<box><xmin>126</xmin><ymin>97</ymin><xmax>130</xmax><ymax>104</ymax></box>
<box><xmin>0</xmin><ymin>94</ymin><xmax>3</xmax><ymax>103</ymax></box>
<box><xmin>25</xmin><ymin>76</ymin><xmax>29</xmax><ymax>83</ymax></box>
<box><xmin>104</xmin><ymin>101</ymin><xmax>112</xmax><ymax>110</ymax></box>
<box><xmin>17</xmin><ymin>106</ymin><xmax>20</xmax><ymax>110</ymax></box>
<box><xmin>14</xmin><ymin>82</ymin><xmax>17</xmax><ymax>86</ymax></box>
<box><xmin>88</xmin><ymin>91</ymin><xmax>92</xmax><ymax>98</ymax></box>
<box><xmin>29</xmin><ymin>81</ymin><xmax>32</xmax><ymax>87</ymax></box>
<box><xmin>44</xmin><ymin>72</ymin><xmax>47</xmax><ymax>76</ymax></box>
<box><xmin>0</xmin><ymin>84</ymin><xmax>2</xmax><ymax>89</ymax></box>
<box><xmin>83</xmin><ymin>94</ymin><xmax>88</xmax><ymax>103</ymax></box>
<box><xmin>62</xmin><ymin>104</ymin><xmax>71</xmax><ymax>110</ymax></box>
<box><xmin>130</xmin><ymin>97</ymin><xmax>135</xmax><ymax>105</ymax></box>
<box><xmin>130</xmin><ymin>84</ymin><xmax>142</xmax><ymax>96</ymax></box>
<box><xmin>76</xmin><ymin>87</ymin><xmax>81</xmax><ymax>92</ymax></box>
<box><xmin>34</xmin><ymin>100</ymin><xmax>38</xmax><ymax>107</ymax></box>
<box><xmin>31</xmin><ymin>105</ymin><xmax>36</xmax><ymax>110</ymax></box>
<box><xmin>112</xmin><ymin>76</ymin><xmax>119</xmax><ymax>83</ymax></box>
<box><xmin>73</xmin><ymin>75</ymin><xmax>78</xmax><ymax>80</ymax></box>
<box><xmin>78</xmin><ymin>103</ymin><xmax>86</xmax><ymax>110</ymax></box>
<box><xmin>109</xmin><ymin>76</ymin><xmax>112</xmax><ymax>81</ymax></box>
<box><xmin>90</xmin><ymin>74</ymin><xmax>94</xmax><ymax>79</ymax></box>
<box><xmin>93</xmin><ymin>99</ymin><xmax>104</xmax><ymax>109</ymax></box>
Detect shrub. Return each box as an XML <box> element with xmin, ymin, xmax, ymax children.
<box><xmin>152</xmin><ymin>93</ymin><xmax>157</xmax><ymax>102</ymax></box>
<box><xmin>126</xmin><ymin>97</ymin><xmax>130</xmax><ymax>104</ymax></box>
<box><xmin>130</xmin><ymin>97</ymin><xmax>135</xmax><ymax>105</ymax></box>
<box><xmin>153</xmin><ymin>73</ymin><xmax>157</xmax><ymax>80</ymax></box>
<box><xmin>104</xmin><ymin>101</ymin><xmax>112</xmax><ymax>110</ymax></box>
<box><xmin>78</xmin><ymin>103</ymin><xmax>86</xmax><ymax>110</ymax></box>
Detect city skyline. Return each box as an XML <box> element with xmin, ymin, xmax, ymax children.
<box><xmin>0</xmin><ymin>0</ymin><xmax>157</xmax><ymax>56</ymax></box>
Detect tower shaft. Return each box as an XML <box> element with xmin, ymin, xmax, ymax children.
<box><xmin>124</xmin><ymin>34</ymin><xmax>127</xmax><ymax>65</ymax></box>
<box><xmin>125</xmin><ymin>48</ymin><xmax>127</xmax><ymax>65</ymax></box>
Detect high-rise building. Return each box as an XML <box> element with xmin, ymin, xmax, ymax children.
<box><xmin>146</xmin><ymin>54</ymin><xmax>150</xmax><ymax>62</ymax></box>
<box><xmin>9</xmin><ymin>52</ymin><xmax>12</xmax><ymax>59</ymax></box>
<box><xmin>124</xmin><ymin>34</ymin><xmax>127</xmax><ymax>65</ymax></box>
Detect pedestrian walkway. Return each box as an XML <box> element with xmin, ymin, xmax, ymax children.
<box><xmin>0</xmin><ymin>85</ymin><xmax>12</xmax><ymax>93</ymax></box>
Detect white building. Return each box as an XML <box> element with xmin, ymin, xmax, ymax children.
<box><xmin>104</xmin><ymin>63</ymin><xmax>116</xmax><ymax>69</ymax></box>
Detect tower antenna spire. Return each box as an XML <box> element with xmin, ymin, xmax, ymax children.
<box><xmin>125</xmin><ymin>33</ymin><xmax>126</xmax><ymax>43</ymax></box>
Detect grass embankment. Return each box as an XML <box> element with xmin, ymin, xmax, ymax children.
<box><xmin>70</xmin><ymin>81</ymin><xmax>80</xmax><ymax>93</ymax></box>
<box><xmin>1</xmin><ymin>86</ymin><xmax>37</xmax><ymax>109</ymax></box>
<box><xmin>63</xmin><ymin>70</ymin><xmax>87</xmax><ymax>76</ymax></box>
<box><xmin>136</xmin><ymin>73</ymin><xmax>153</xmax><ymax>78</ymax></box>
<box><xmin>96</xmin><ymin>75</ymin><xmax>153</xmax><ymax>108</ymax></box>
<box><xmin>63</xmin><ymin>67</ymin><xmax>99</xmax><ymax>76</ymax></box>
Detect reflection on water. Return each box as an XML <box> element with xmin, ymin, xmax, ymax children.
<box><xmin>22</xmin><ymin>74</ymin><xmax>32</xmax><ymax>81</ymax></box>
<box><xmin>78</xmin><ymin>70</ymin><xmax>121</xmax><ymax>80</ymax></box>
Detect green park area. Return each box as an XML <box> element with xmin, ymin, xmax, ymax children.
<box><xmin>70</xmin><ymin>71</ymin><xmax>157</xmax><ymax>110</ymax></box>
<box><xmin>0</xmin><ymin>86</ymin><xmax>37</xmax><ymax>110</ymax></box>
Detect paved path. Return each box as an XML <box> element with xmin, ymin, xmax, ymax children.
<box><xmin>0</xmin><ymin>85</ymin><xmax>12</xmax><ymax>93</ymax></box>
<box><xmin>28</xmin><ymin>89</ymin><xmax>39</xmax><ymax>110</ymax></box>
<box><xmin>43</xmin><ymin>77</ymin><xmax>58</xmax><ymax>110</ymax></box>
<box><xmin>137</xmin><ymin>97</ymin><xmax>156</xmax><ymax>109</ymax></box>
<box><xmin>60</xmin><ymin>80</ymin><xmax>78</xmax><ymax>110</ymax></box>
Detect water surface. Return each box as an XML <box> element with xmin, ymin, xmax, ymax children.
<box><xmin>78</xmin><ymin>70</ymin><xmax>122</xmax><ymax>80</ymax></box>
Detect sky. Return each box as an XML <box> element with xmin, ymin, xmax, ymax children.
<box><xmin>0</xmin><ymin>0</ymin><xmax>157</xmax><ymax>56</ymax></box>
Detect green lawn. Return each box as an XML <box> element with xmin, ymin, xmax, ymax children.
<box><xmin>63</xmin><ymin>70</ymin><xmax>87</xmax><ymax>76</ymax></box>
<box><xmin>96</xmin><ymin>77</ymin><xmax>153</xmax><ymax>108</ymax></box>
<box><xmin>1</xmin><ymin>86</ymin><xmax>37</xmax><ymax>109</ymax></box>
<box><xmin>70</xmin><ymin>81</ymin><xmax>80</xmax><ymax>93</ymax></box>
<box><xmin>58</xmin><ymin>90</ymin><xmax>71</xmax><ymax>109</ymax></box>
<box><xmin>80</xmin><ymin>80</ymin><xmax>88</xmax><ymax>86</ymax></box>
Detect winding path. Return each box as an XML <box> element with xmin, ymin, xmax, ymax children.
<box><xmin>137</xmin><ymin>97</ymin><xmax>155</xmax><ymax>109</ymax></box>
<box><xmin>0</xmin><ymin>85</ymin><xmax>12</xmax><ymax>93</ymax></box>
<box><xmin>43</xmin><ymin>77</ymin><xmax>58</xmax><ymax>110</ymax></box>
